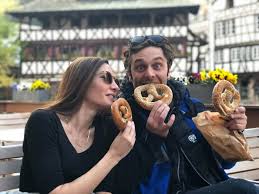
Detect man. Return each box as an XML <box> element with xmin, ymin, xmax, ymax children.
<box><xmin>116</xmin><ymin>35</ymin><xmax>259</xmax><ymax>194</ymax></box>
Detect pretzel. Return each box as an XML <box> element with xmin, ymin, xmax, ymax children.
<box><xmin>134</xmin><ymin>84</ymin><xmax>173</xmax><ymax>110</ymax></box>
<box><xmin>212</xmin><ymin>80</ymin><xmax>240</xmax><ymax>117</ymax></box>
<box><xmin>111</xmin><ymin>98</ymin><xmax>132</xmax><ymax>131</ymax></box>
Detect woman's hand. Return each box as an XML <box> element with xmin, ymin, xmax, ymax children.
<box><xmin>108</xmin><ymin>121</ymin><xmax>136</xmax><ymax>162</ymax></box>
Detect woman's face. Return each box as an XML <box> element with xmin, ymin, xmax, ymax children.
<box><xmin>85</xmin><ymin>63</ymin><xmax>120</xmax><ymax>110</ymax></box>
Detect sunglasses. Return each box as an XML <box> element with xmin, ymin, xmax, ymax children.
<box><xmin>98</xmin><ymin>71</ymin><xmax>120</xmax><ymax>86</ymax></box>
<box><xmin>128</xmin><ymin>35</ymin><xmax>168</xmax><ymax>47</ymax></box>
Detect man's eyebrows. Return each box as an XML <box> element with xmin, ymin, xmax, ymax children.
<box><xmin>153</xmin><ymin>57</ymin><xmax>164</xmax><ymax>61</ymax></box>
<box><xmin>133</xmin><ymin>57</ymin><xmax>164</xmax><ymax>64</ymax></box>
<box><xmin>133</xmin><ymin>59</ymin><xmax>146</xmax><ymax>64</ymax></box>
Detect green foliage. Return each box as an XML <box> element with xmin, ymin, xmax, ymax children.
<box><xmin>0</xmin><ymin>11</ymin><xmax>20</xmax><ymax>87</ymax></box>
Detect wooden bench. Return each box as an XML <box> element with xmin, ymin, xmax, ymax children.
<box><xmin>0</xmin><ymin>144</ymin><xmax>23</xmax><ymax>192</ymax></box>
<box><xmin>226</xmin><ymin>127</ymin><xmax>259</xmax><ymax>182</ymax></box>
<box><xmin>0</xmin><ymin>112</ymin><xmax>30</xmax><ymax>130</ymax></box>
<box><xmin>0</xmin><ymin>128</ymin><xmax>258</xmax><ymax>192</ymax></box>
<box><xmin>0</xmin><ymin>113</ymin><xmax>30</xmax><ymax>144</ymax></box>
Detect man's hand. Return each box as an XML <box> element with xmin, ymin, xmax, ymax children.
<box><xmin>225</xmin><ymin>106</ymin><xmax>247</xmax><ymax>132</ymax></box>
<box><xmin>146</xmin><ymin>101</ymin><xmax>175</xmax><ymax>137</ymax></box>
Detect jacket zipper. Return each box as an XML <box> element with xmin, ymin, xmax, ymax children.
<box><xmin>180</xmin><ymin>147</ymin><xmax>211</xmax><ymax>185</ymax></box>
<box><xmin>175</xmin><ymin>146</ymin><xmax>185</xmax><ymax>194</ymax></box>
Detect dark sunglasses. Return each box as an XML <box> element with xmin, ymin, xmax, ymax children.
<box><xmin>98</xmin><ymin>71</ymin><xmax>120</xmax><ymax>86</ymax></box>
<box><xmin>128</xmin><ymin>35</ymin><xmax>168</xmax><ymax>47</ymax></box>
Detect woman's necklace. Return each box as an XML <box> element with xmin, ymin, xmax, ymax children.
<box><xmin>62</xmin><ymin>116</ymin><xmax>94</xmax><ymax>149</ymax></box>
<box><xmin>86</xmin><ymin>128</ymin><xmax>91</xmax><ymax>144</ymax></box>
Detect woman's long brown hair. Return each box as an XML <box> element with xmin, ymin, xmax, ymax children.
<box><xmin>46</xmin><ymin>57</ymin><xmax>108</xmax><ymax>117</ymax></box>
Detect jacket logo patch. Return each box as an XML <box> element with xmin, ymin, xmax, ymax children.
<box><xmin>188</xmin><ymin>134</ymin><xmax>197</xmax><ymax>143</ymax></box>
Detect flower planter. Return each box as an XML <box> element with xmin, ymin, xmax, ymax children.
<box><xmin>12</xmin><ymin>89</ymin><xmax>51</xmax><ymax>102</ymax></box>
<box><xmin>186</xmin><ymin>84</ymin><xmax>214</xmax><ymax>104</ymax></box>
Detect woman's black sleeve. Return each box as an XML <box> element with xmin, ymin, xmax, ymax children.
<box><xmin>22</xmin><ymin>110</ymin><xmax>64</xmax><ymax>194</ymax></box>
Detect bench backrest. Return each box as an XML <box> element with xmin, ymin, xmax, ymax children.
<box><xmin>0</xmin><ymin>144</ymin><xmax>23</xmax><ymax>191</ymax></box>
<box><xmin>226</xmin><ymin>128</ymin><xmax>259</xmax><ymax>181</ymax></box>
<box><xmin>0</xmin><ymin>128</ymin><xmax>258</xmax><ymax>191</ymax></box>
<box><xmin>0</xmin><ymin>113</ymin><xmax>30</xmax><ymax>130</ymax></box>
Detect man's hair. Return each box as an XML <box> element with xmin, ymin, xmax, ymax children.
<box><xmin>123</xmin><ymin>36</ymin><xmax>175</xmax><ymax>73</ymax></box>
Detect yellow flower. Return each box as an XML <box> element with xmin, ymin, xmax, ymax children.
<box><xmin>30</xmin><ymin>79</ymin><xmax>51</xmax><ymax>91</ymax></box>
<box><xmin>197</xmin><ymin>68</ymin><xmax>238</xmax><ymax>85</ymax></box>
<box><xmin>200</xmin><ymin>70</ymin><xmax>207</xmax><ymax>81</ymax></box>
<box><xmin>227</xmin><ymin>74</ymin><xmax>238</xmax><ymax>84</ymax></box>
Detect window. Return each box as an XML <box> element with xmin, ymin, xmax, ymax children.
<box><xmin>215</xmin><ymin>22</ymin><xmax>223</xmax><ymax>38</ymax></box>
<box><xmin>231</xmin><ymin>48</ymin><xmax>239</xmax><ymax>62</ymax></box>
<box><xmin>226</xmin><ymin>0</ymin><xmax>234</xmax><ymax>9</ymax></box>
<box><xmin>215</xmin><ymin>50</ymin><xmax>224</xmax><ymax>63</ymax></box>
<box><xmin>255</xmin><ymin>15</ymin><xmax>259</xmax><ymax>32</ymax></box>
<box><xmin>88</xmin><ymin>15</ymin><xmax>103</xmax><ymax>27</ymax></box>
<box><xmin>251</xmin><ymin>46</ymin><xmax>259</xmax><ymax>60</ymax></box>
<box><xmin>227</xmin><ymin>19</ymin><xmax>235</xmax><ymax>34</ymax></box>
<box><xmin>215</xmin><ymin>19</ymin><xmax>235</xmax><ymax>37</ymax></box>
<box><xmin>122</xmin><ymin>14</ymin><xmax>150</xmax><ymax>26</ymax></box>
<box><xmin>231</xmin><ymin>46</ymin><xmax>259</xmax><ymax>62</ymax></box>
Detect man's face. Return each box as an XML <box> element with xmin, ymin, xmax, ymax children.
<box><xmin>129</xmin><ymin>46</ymin><xmax>169</xmax><ymax>88</ymax></box>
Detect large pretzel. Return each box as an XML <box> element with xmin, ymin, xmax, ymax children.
<box><xmin>134</xmin><ymin>84</ymin><xmax>173</xmax><ymax>110</ymax></box>
<box><xmin>212</xmin><ymin>80</ymin><xmax>240</xmax><ymax>117</ymax></box>
<box><xmin>111</xmin><ymin>98</ymin><xmax>132</xmax><ymax>130</ymax></box>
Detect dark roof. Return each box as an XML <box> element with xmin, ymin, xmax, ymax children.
<box><xmin>8</xmin><ymin>0</ymin><xmax>199</xmax><ymax>17</ymax></box>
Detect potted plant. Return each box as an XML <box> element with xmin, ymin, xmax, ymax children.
<box><xmin>173</xmin><ymin>68</ymin><xmax>238</xmax><ymax>104</ymax></box>
<box><xmin>188</xmin><ymin>68</ymin><xmax>238</xmax><ymax>85</ymax></box>
<box><xmin>29</xmin><ymin>79</ymin><xmax>51</xmax><ymax>102</ymax></box>
<box><xmin>12</xmin><ymin>79</ymin><xmax>51</xmax><ymax>102</ymax></box>
<box><xmin>188</xmin><ymin>68</ymin><xmax>238</xmax><ymax>104</ymax></box>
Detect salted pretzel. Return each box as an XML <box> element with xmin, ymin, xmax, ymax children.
<box><xmin>111</xmin><ymin>98</ymin><xmax>132</xmax><ymax>131</ymax></box>
<box><xmin>134</xmin><ymin>84</ymin><xmax>173</xmax><ymax>110</ymax></box>
<box><xmin>212</xmin><ymin>80</ymin><xmax>240</xmax><ymax>117</ymax></box>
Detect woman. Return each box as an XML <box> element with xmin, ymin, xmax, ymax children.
<box><xmin>19</xmin><ymin>57</ymin><xmax>136</xmax><ymax>194</ymax></box>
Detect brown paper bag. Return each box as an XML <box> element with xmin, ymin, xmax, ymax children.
<box><xmin>192</xmin><ymin>111</ymin><xmax>253</xmax><ymax>162</ymax></box>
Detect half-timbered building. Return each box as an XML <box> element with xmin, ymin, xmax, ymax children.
<box><xmin>8</xmin><ymin>0</ymin><xmax>204</xmax><ymax>79</ymax></box>
<box><xmin>213</xmin><ymin>0</ymin><xmax>259</xmax><ymax>103</ymax></box>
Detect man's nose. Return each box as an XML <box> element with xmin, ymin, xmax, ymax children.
<box><xmin>145</xmin><ymin>67</ymin><xmax>155</xmax><ymax>78</ymax></box>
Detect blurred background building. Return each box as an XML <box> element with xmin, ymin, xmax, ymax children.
<box><xmin>191</xmin><ymin>0</ymin><xmax>259</xmax><ymax>104</ymax></box>
<box><xmin>2</xmin><ymin>0</ymin><xmax>259</xmax><ymax>104</ymax></box>
<box><xmin>8</xmin><ymin>0</ymin><xmax>206</xmax><ymax>80</ymax></box>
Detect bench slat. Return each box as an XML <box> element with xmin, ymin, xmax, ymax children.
<box><xmin>0</xmin><ymin>159</ymin><xmax>22</xmax><ymax>175</ymax></box>
<box><xmin>229</xmin><ymin>169</ymin><xmax>259</xmax><ymax>181</ymax></box>
<box><xmin>244</xmin><ymin>128</ymin><xmax>259</xmax><ymax>138</ymax></box>
<box><xmin>0</xmin><ymin>124</ymin><xmax>27</xmax><ymax>130</ymax></box>
<box><xmin>226</xmin><ymin>159</ymin><xmax>259</xmax><ymax>174</ymax></box>
<box><xmin>250</xmin><ymin>147</ymin><xmax>259</xmax><ymax>159</ymax></box>
<box><xmin>0</xmin><ymin>175</ymin><xmax>20</xmax><ymax>192</ymax></box>
<box><xmin>0</xmin><ymin>113</ymin><xmax>30</xmax><ymax>131</ymax></box>
<box><xmin>0</xmin><ymin>113</ymin><xmax>30</xmax><ymax>120</ymax></box>
<box><xmin>0</xmin><ymin>118</ymin><xmax>28</xmax><ymax>126</ymax></box>
<box><xmin>0</xmin><ymin>145</ymin><xmax>23</xmax><ymax>160</ymax></box>
<box><xmin>226</xmin><ymin>127</ymin><xmax>259</xmax><ymax>181</ymax></box>
<box><xmin>247</xmin><ymin>137</ymin><xmax>259</xmax><ymax>148</ymax></box>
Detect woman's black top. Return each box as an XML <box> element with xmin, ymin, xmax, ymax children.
<box><xmin>19</xmin><ymin>109</ymin><xmax>114</xmax><ymax>194</ymax></box>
